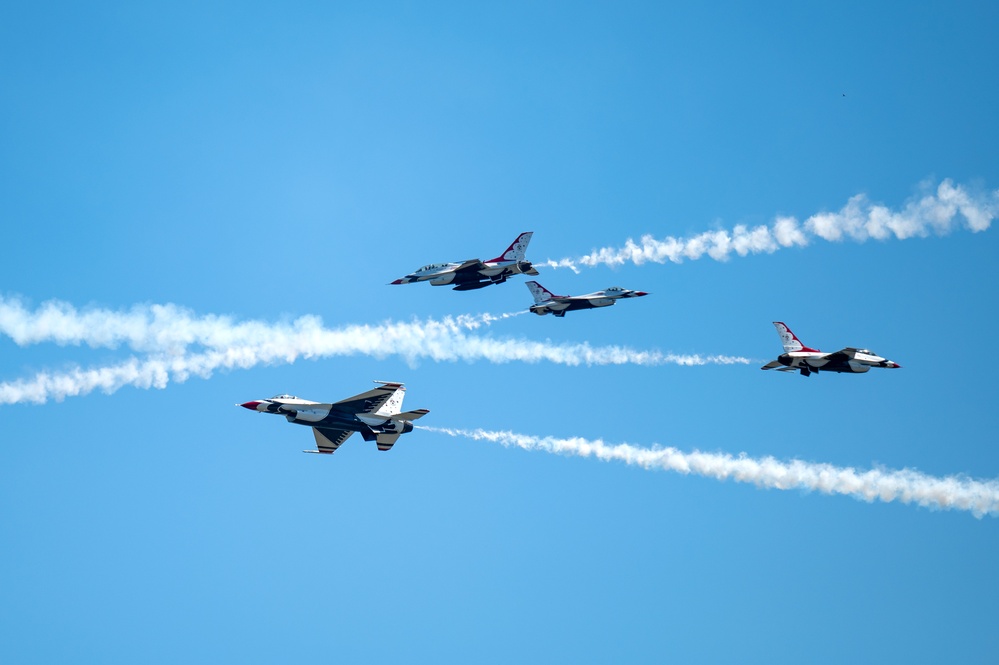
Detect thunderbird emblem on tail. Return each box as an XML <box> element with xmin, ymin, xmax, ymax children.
<box><xmin>239</xmin><ymin>381</ymin><xmax>429</xmax><ymax>454</ymax></box>
<box><xmin>761</xmin><ymin>322</ymin><xmax>901</xmax><ymax>377</ymax></box>
<box><xmin>390</xmin><ymin>232</ymin><xmax>539</xmax><ymax>290</ymax></box>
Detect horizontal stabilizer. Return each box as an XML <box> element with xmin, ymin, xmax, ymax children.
<box><xmin>396</xmin><ymin>408</ymin><xmax>430</xmax><ymax>420</ymax></box>
<box><xmin>376</xmin><ymin>432</ymin><xmax>401</xmax><ymax>451</ymax></box>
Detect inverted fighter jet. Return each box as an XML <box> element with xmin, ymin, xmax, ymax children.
<box><xmin>526</xmin><ymin>281</ymin><xmax>649</xmax><ymax>317</ymax></box>
<box><xmin>761</xmin><ymin>322</ymin><xmax>901</xmax><ymax>377</ymax></box>
<box><xmin>239</xmin><ymin>381</ymin><xmax>429</xmax><ymax>454</ymax></box>
<box><xmin>390</xmin><ymin>232</ymin><xmax>539</xmax><ymax>290</ymax></box>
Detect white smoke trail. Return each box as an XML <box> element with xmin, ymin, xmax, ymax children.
<box><xmin>0</xmin><ymin>311</ymin><xmax>750</xmax><ymax>404</ymax></box>
<box><xmin>544</xmin><ymin>179</ymin><xmax>998</xmax><ymax>271</ymax></box>
<box><xmin>422</xmin><ymin>426</ymin><xmax>999</xmax><ymax>518</ymax></box>
<box><xmin>0</xmin><ymin>295</ymin><xmax>526</xmax><ymax>352</ymax></box>
<box><xmin>453</xmin><ymin>310</ymin><xmax>528</xmax><ymax>330</ymax></box>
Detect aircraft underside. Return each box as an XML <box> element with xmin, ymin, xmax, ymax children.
<box><xmin>783</xmin><ymin>358</ymin><xmax>869</xmax><ymax>376</ymax></box>
<box><xmin>444</xmin><ymin>270</ymin><xmax>512</xmax><ymax>290</ymax></box>
<box><xmin>543</xmin><ymin>300</ymin><xmax>614</xmax><ymax>317</ymax></box>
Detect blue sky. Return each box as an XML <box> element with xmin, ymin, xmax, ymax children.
<box><xmin>2</xmin><ymin>2</ymin><xmax>998</xmax><ymax>662</ymax></box>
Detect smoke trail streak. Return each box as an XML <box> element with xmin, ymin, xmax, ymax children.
<box><xmin>0</xmin><ymin>295</ymin><xmax>526</xmax><ymax>352</ymax></box>
<box><xmin>0</xmin><ymin>317</ymin><xmax>750</xmax><ymax>404</ymax></box>
<box><xmin>544</xmin><ymin>179</ymin><xmax>998</xmax><ymax>272</ymax></box>
<box><xmin>421</xmin><ymin>426</ymin><xmax>999</xmax><ymax>518</ymax></box>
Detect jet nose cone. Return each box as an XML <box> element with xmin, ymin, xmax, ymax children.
<box><xmin>635</xmin><ymin>291</ymin><xmax>649</xmax><ymax>297</ymax></box>
<box><xmin>390</xmin><ymin>279</ymin><xmax>404</xmax><ymax>285</ymax></box>
<box><xmin>240</xmin><ymin>401</ymin><xmax>262</xmax><ymax>410</ymax></box>
<box><xmin>888</xmin><ymin>361</ymin><xmax>901</xmax><ymax>368</ymax></box>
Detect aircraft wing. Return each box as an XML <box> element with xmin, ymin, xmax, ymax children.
<box><xmin>824</xmin><ymin>349</ymin><xmax>853</xmax><ymax>363</ymax></box>
<box><xmin>451</xmin><ymin>258</ymin><xmax>488</xmax><ymax>275</ymax></box>
<box><xmin>332</xmin><ymin>382</ymin><xmax>404</xmax><ymax>413</ymax></box>
<box><xmin>761</xmin><ymin>360</ymin><xmax>796</xmax><ymax>372</ymax></box>
<box><xmin>312</xmin><ymin>427</ymin><xmax>354</xmax><ymax>454</ymax></box>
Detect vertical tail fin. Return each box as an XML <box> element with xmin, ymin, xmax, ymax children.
<box><xmin>373</xmin><ymin>383</ymin><xmax>406</xmax><ymax>415</ymax></box>
<box><xmin>525</xmin><ymin>281</ymin><xmax>557</xmax><ymax>303</ymax></box>
<box><xmin>488</xmin><ymin>232</ymin><xmax>533</xmax><ymax>263</ymax></box>
<box><xmin>773</xmin><ymin>322</ymin><xmax>819</xmax><ymax>353</ymax></box>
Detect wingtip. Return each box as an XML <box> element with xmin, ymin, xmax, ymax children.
<box><xmin>373</xmin><ymin>380</ymin><xmax>405</xmax><ymax>388</ymax></box>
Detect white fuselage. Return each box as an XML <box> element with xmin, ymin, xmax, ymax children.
<box><xmin>400</xmin><ymin>260</ymin><xmax>527</xmax><ymax>284</ymax></box>
<box><xmin>779</xmin><ymin>350</ymin><xmax>899</xmax><ymax>373</ymax></box>
<box><xmin>240</xmin><ymin>396</ymin><xmax>404</xmax><ymax>430</ymax></box>
<box><xmin>530</xmin><ymin>288</ymin><xmax>648</xmax><ymax>316</ymax></box>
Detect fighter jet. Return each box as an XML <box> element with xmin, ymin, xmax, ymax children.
<box><xmin>761</xmin><ymin>322</ymin><xmax>901</xmax><ymax>377</ymax></box>
<box><xmin>239</xmin><ymin>381</ymin><xmax>429</xmax><ymax>454</ymax></box>
<box><xmin>526</xmin><ymin>281</ymin><xmax>649</xmax><ymax>317</ymax></box>
<box><xmin>390</xmin><ymin>232</ymin><xmax>539</xmax><ymax>290</ymax></box>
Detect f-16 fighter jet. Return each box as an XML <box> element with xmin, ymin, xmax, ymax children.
<box><xmin>761</xmin><ymin>322</ymin><xmax>901</xmax><ymax>377</ymax></box>
<box><xmin>390</xmin><ymin>232</ymin><xmax>539</xmax><ymax>290</ymax></box>
<box><xmin>526</xmin><ymin>281</ymin><xmax>649</xmax><ymax>317</ymax></box>
<box><xmin>239</xmin><ymin>381</ymin><xmax>429</xmax><ymax>454</ymax></box>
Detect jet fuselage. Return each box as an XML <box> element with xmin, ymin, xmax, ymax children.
<box><xmin>390</xmin><ymin>232</ymin><xmax>538</xmax><ymax>290</ymax></box>
<box><xmin>762</xmin><ymin>322</ymin><xmax>901</xmax><ymax>377</ymax></box>
<box><xmin>240</xmin><ymin>396</ymin><xmax>414</xmax><ymax>437</ymax></box>
<box><xmin>393</xmin><ymin>260</ymin><xmax>537</xmax><ymax>288</ymax></box>
<box><xmin>774</xmin><ymin>350</ymin><xmax>900</xmax><ymax>374</ymax></box>
<box><xmin>527</xmin><ymin>284</ymin><xmax>649</xmax><ymax>317</ymax></box>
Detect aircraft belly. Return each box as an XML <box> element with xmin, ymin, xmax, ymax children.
<box><xmin>811</xmin><ymin>361</ymin><xmax>855</xmax><ymax>373</ymax></box>
<box><xmin>563</xmin><ymin>301</ymin><xmax>591</xmax><ymax>312</ymax></box>
<box><xmin>293</xmin><ymin>410</ymin><xmax>331</xmax><ymax>423</ymax></box>
<box><xmin>315</xmin><ymin>411</ymin><xmax>362</xmax><ymax>431</ymax></box>
<box><xmin>452</xmin><ymin>281</ymin><xmax>492</xmax><ymax>290</ymax></box>
<box><xmin>429</xmin><ymin>273</ymin><xmax>457</xmax><ymax>286</ymax></box>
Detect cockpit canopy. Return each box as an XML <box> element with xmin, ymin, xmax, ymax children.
<box><xmin>605</xmin><ymin>286</ymin><xmax>625</xmax><ymax>292</ymax></box>
<box><xmin>418</xmin><ymin>263</ymin><xmax>451</xmax><ymax>272</ymax></box>
<box><xmin>855</xmin><ymin>349</ymin><xmax>872</xmax><ymax>355</ymax></box>
<box><xmin>271</xmin><ymin>394</ymin><xmax>298</xmax><ymax>400</ymax></box>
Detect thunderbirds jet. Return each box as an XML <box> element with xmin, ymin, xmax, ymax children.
<box><xmin>526</xmin><ymin>281</ymin><xmax>649</xmax><ymax>317</ymax></box>
<box><xmin>761</xmin><ymin>322</ymin><xmax>901</xmax><ymax>377</ymax></box>
<box><xmin>390</xmin><ymin>232</ymin><xmax>539</xmax><ymax>290</ymax></box>
<box><xmin>239</xmin><ymin>381</ymin><xmax>429</xmax><ymax>454</ymax></box>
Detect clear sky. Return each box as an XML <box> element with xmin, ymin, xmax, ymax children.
<box><xmin>2</xmin><ymin>2</ymin><xmax>998</xmax><ymax>663</ymax></box>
